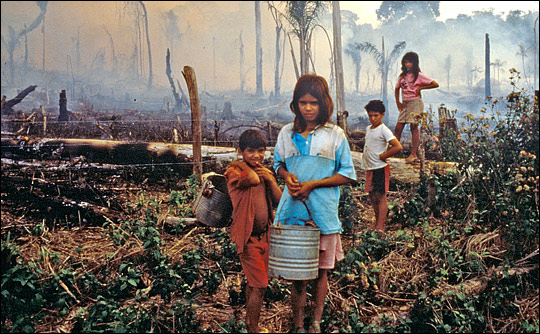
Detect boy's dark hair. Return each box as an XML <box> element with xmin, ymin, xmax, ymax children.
<box><xmin>364</xmin><ymin>100</ymin><xmax>385</xmax><ymax>114</ymax></box>
<box><xmin>238</xmin><ymin>129</ymin><xmax>267</xmax><ymax>150</ymax></box>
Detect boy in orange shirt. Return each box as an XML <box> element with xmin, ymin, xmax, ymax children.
<box><xmin>224</xmin><ymin>129</ymin><xmax>282</xmax><ymax>333</ymax></box>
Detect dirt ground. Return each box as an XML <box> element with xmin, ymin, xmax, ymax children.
<box><xmin>2</xmin><ymin>141</ymin><xmax>410</xmax><ymax>333</ymax></box>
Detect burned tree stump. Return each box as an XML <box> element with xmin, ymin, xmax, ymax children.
<box><xmin>58</xmin><ymin>89</ymin><xmax>70</xmax><ymax>122</ymax></box>
<box><xmin>438</xmin><ymin>105</ymin><xmax>458</xmax><ymax>138</ymax></box>
<box><xmin>222</xmin><ymin>101</ymin><xmax>234</xmax><ymax>120</ymax></box>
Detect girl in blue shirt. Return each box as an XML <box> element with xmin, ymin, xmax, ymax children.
<box><xmin>273</xmin><ymin>74</ymin><xmax>356</xmax><ymax>333</ymax></box>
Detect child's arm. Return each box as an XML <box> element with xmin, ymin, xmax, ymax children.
<box><xmin>395</xmin><ymin>86</ymin><xmax>403</xmax><ymax>111</ymax></box>
<box><xmin>292</xmin><ymin>174</ymin><xmax>353</xmax><ymax>202</ymax></box>
<box><xmin>379</xmin><ymin>138</ymin><xmax>402</xmax><ymax>163</ymax></box>
<box><xmin>225</xmin><ymin>162</ymin><xmax>260</xmax><ymax>189</ymax></box>
<box><xmin>253</xmin><ymin>164</ymin><xmax>283</xmax><ymax>204</ymax></box>
<box><xmin>416</xmin><ymin>80</ymin><xmax>439</xmax><ymax>96</ymax></box>
<box><xmin>276</xmin><ymin>165</ymin><xmax>302</xmax><ymax>196</ymax></box>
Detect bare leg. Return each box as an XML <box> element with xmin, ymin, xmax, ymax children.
<box><xmin>394</xmin><ymin>122</ymin><xmax>405</xmax><ymax>142</ymax></box>
<box><xmin>245</xmin><ymin>285</ymin><xmax>267</xmax><ymax>333</ymax></box>
<box><xmin>310</xmin><ymin>269</ymin><xmax>328</xmax><ymax>333</ymax></box>
<box><xmin>369</xmin><ymin>191</ymin><xmax>379</xmax><ymax>227</ymax></box>
<box><xmin>371</xmin><ymin>191</ymin><xmax>387</xmax><ymax>232</ymax></box>
<box><xmin>407</xmin><ymin>123</ymin><xmax>419</xmax><ymax>161</ymax></box>
<box><xmin>291</xmin><ymin>280</ymin><xmax>308</xmax><ymax>331</ymax></box>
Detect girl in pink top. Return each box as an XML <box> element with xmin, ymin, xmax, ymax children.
<box><xmin>394</xmin><ymin>52</ymin><xmax>439</xmax><ymax>163</ymax></box>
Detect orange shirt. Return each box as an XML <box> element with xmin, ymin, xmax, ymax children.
<box><xmin>225</xmin><ymin>161</ymin><xmax>275</xmax><ymax>254</ymax></box>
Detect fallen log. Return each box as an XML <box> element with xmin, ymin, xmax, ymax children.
<box><xmin>1</xmin><ymin>137</ymin><xmax>238</xmax><ymax>168</ymax></box>
<box><xmin>1</xmin><ymin>85</ymin><xmax>38</xmax><ymax>113</ymax></box>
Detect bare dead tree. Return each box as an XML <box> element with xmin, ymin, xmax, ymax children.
<box><xmin>255</xmin><ymin>1</ymin><xmax>263</xmax><ymax>96</ymax></box>
<box><xmin>104</xmin><ymin>26</ymin><xmax>117</xmax><ymax>74</ymax></box>
<box><xmin>1</xmin><ymin>1</ymin><xmax>47</xmax><ymax>85</ymax></box>
<box><xmin>139</xmin><ymin>1</ymin><xmax>153</xmax><ymax>89</ymax></box>
<box><xmin>165</xmin><ymin>48</ymin><xmax>187</xmax><ymax>113</ymax></box>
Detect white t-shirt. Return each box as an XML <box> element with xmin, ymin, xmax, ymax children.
<box><xmin>361</xmin><ymin>123</ymin><xmax>396</xmax><ymax>170</ymax></box>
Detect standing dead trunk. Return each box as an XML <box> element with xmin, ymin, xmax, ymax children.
<box><xmin>104</xmin><ymin>27</ymin><xmax>117</xmax><ymax>74</ymax></box>
<box><xmin>274</xmin><ymin>25</ymin><xmax>282</xmax><ymax>103</ymax></box>
<box><xmin>182</xmin><ymin>66</ymin><xmax>202</xmax><ymax>183</ymax></box>
<box><xmin>139</xmin><ymin>1</ymin><xmax>153</xmax><ymax>89</ymax></box>
<box><xmin>58</xmin><ymin>90</ymin><xmax>69</xmax><ymax>122</ymax></box>
<box><xmin>255</xmin><ymin>1</ymin><xmax>263</xmax><ymax>96</ymax></box>
<box><xmin>485</xmin><ymin>33</ymin><xmax>491</xmax><ymax>99</ymax></box>
<box><xmin>287</xmin><ymin>33</ymin><xmax>300</xmax><ymax>80</ymax></box>
<box><xmin>239</xmin><ymin>31</ymin><xmax>245</xmax><ymax>95</ymax></box>
<box><xmin>165</xmin><ymin>49</ymin><xmax>182</xmax><ymax>112</ymax></box>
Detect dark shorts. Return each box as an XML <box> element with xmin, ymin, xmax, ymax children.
<box><xmin>365</xmin><ymin>165</ymin><xmax>390</xmax><ymax>194</ymax></box>
<box><xmin>239</xmin><ymin>232</ymin><xmax>269</xmax><ymax>288</ymax></box>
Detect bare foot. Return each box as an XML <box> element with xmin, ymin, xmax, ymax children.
<box><xmin>405</xmin><ymin>155</ymin><xmax>418</xmax><ymax>164</ymax></box>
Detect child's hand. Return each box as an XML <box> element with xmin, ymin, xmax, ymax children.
<box><xmin>291</xmin><ymin>181</ymin><xmax>316</xmax><ymax>201</ymax></box>
<box><xmin>379</xmin><ymin>153</ymin><xmax>388</xmax><ymax>163</ymax></box>
<box><xmin>284</xmin><ymin>172</ymin><xmax>301</xmax><ymax>195</ymax></box>
<box><xmin>253</xmin><ymin>163</ymin><xmax>275</xmax><ymax>182</ymax></box>
<box><xmin>396</xmin><ymin>101</ymin><xmax>403</xmax><ymax>111</ymax></box>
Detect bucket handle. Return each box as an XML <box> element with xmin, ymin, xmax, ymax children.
<box><xmin>276</xmin><ymin>194</ymin><xmax>314</xmax><ymax>226</ymax></box>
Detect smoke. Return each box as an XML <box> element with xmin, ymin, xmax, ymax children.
<box><xmin>1</xmin><ymin>1</ymin><xmax>538</xmax><ymax>119</ymax></box>
<box><xmin>339</xmin><ymin>5</ymin><xmax>539</xmax><ymax>123</ymax></box>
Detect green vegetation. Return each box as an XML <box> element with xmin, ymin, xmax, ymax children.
<box><xmin>1</xmin><ymin>76</ymin><xmax>537</xmax><ymax>332</ymax></box>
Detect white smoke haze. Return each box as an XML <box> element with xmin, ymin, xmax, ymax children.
<box><xmin>1</xmin><ymin>1</ymin><xmax>538</xmax><ymax>125</ymax></box>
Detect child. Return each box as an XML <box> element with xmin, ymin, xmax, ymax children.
<box><xmin>224</xmin><ymin>129</ymin><xmax>282</xmax><ymax>333</ymax></box>
<box><xmin>273</xmin><ymin>74</ymin><xmax>356</xmax><ymax>333</ymax></box>
<box><xmin>394</xmin><ymin>51</ymin><xmax>439</xmax><ymax>163</ymax></box>
<box><xmin>361</xmin><ymin>100</ymin><xmax>402</xmax><ymax>232</ymax></box>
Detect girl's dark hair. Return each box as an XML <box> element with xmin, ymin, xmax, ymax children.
<box><xmin>290</xmin><ymin>74</ymin><xmax>334</xmax><ymax>132</ymax></box>
<box><xmin>399</xmin><ymin>51</ymin><xmax>421</xmax><ymax>82</ymax></box>
<box><xmin>239</xmin><ymin>129</ymin><xmax>267</xmax><ymax>150</ymax></box>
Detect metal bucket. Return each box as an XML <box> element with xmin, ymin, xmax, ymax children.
<box><xmin>192</xmin><ymin>174</ymin><xmax>232</xmax><ymax>227</ymax></box>
<box><xmin>269</xmin><ymin>223</ymin><xmax>320</xmax><ymax>280</ymax></box>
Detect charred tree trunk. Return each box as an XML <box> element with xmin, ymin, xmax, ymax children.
<box><xmin>58</xmin><ymin>90</ymin><xmax>69</xmax><ymax>122</ymax></box>
<box><xmin>255</xmin><ymin>1</ymin><xmax>263</xmax><ymax>97</ymax></box>
<box><xmin>139</xmin><ymin>1</ymin><xmax>153</xmax><ymax>89</ymax></box>
<box><xmin>104</xmin><ymin>27</ymin><xmax>117</xmax><ymax>74</ymax></box>
<box><xmin>165</xmin><ymin>48</ymin><xmax>183</xmax><ymax>112</ymax></box>
<box><xmin>239</xmin><ymin>31</ymin><xmax>245</xmax><ymax>95</ymax></box>
<box><xmin>1</xmin><ymin>85</ymin><xmax>37</xmax><ymax>114</ymax></box>
<box><xmin>274</xmin><ymin>25</ymin><xmax>281</xmax><ymax>103</ymax></box>
<box><xmin>485</xmin><ymin>33</ymin><xmax>491</xmax><ymax>99</ymax></box>
<box><xmin>381</xmin><ymin>37</ymin><xmax>389</xmax><ymax>124</ymax></box>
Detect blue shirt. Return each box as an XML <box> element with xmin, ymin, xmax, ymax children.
<box><xmin>273</xmin><ymin>123</ymin><xmax>356</xmax><ymax>234</ymax></box>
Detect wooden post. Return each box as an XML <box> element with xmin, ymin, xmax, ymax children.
<box><xmin>182</xmin><ymin>66</ymin><xmax>202</xmax><ymax>183</ymax></box>
<box><xmin>332</xmin><ymin>1</ymin><xmax>347</xmax><ymax>134</ymax></box>
<box><xmin>40</xmin><ymin>105</ymin><xmax>47</xmax><ymax>136</ymax></box>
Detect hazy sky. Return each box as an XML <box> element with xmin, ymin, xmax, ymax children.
<box><xmin>1</xmin><ymin>1</ymin><xmax>538</xmax><ymax>97</ymax></box>
<box><xmin>341</xmin><ymin>1</ymin><xmax>540</xmax><ymax>27</ymax></box>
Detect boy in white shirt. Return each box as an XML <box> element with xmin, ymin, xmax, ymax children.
<box><xmin>361</xmin><ymin>100</ymin><xmax>402</xmax><ymax>232</ymax></box>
